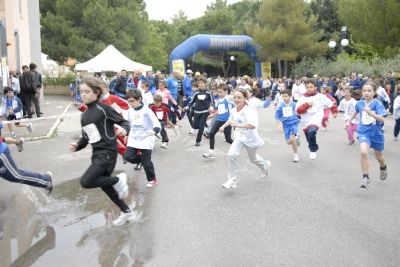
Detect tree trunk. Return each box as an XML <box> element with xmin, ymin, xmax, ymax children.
<box><xmin>284</xmin><ymin>61</ymin><xmax>288</xmax><ymax>77</ymax></box>
<box><xmin>277</xmin><ymin>59</ymin><xmax>282</xmax><ymax>78</ymax></box>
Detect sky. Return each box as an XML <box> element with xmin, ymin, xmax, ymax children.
<box><xmin>144</xmin><ymin>0</ymin><xmax>242</xmax><ymax>21</ymax></box>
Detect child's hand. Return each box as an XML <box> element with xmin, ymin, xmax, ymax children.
<box><xmin>69</xmin><ymin>143</ymin><xmax>78</xmax><ymax>152</ymax></box>
<box><xmin>115</xmin><ymin>127</ymin><xmax>127</xmax><ymax>137</ymax></box>
<box><xmin>72</xmin><ymin>102</ymin><xmax>82</xmax><ymax>109</ymax></box>
<box><xmin>364</xmin><ymin>106</ymin><xmax>373</xmax><ymax>115</ymax></box>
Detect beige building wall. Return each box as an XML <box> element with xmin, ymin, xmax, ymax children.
<box><xmin>0</xmin><ymin>0</ymin><xmax>41</xmax><ymax>72</ymax></box>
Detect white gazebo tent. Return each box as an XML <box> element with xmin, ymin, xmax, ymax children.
<box><xmin>75</xmin><ymin>45</ymin><xmax>152</xmax><ymax>73</ymax></box>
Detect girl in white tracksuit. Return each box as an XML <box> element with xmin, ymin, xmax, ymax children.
<box><xmin>124</xmin><ymin>90</ymin><xmax>161</xmax><ymax>188</ymax></box>
<box><xmin>218</xmin><ymin>89</ymin><xmax>271</xmax><ymax>189</ymax></box>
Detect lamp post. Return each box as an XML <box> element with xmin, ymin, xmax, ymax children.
<box><xmin>328</xmin><ymin>26</ymin><xmax>349</xmax><ymax>53</ymax></box>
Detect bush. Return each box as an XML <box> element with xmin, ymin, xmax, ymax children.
<box><xmin>292</xmin><ymin>54</ymin><xmax>400</xmax><ymax>78</ymax></box>
<box><xmin>43</xmin><ymin>74</ymin><xmax>76</xmax><ymax>86</ymax></box>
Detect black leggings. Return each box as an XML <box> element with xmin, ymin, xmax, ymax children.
<box><xmin>80</xmin><ymin>151</ymin><xmax>130</xmax><ymax>213</ymax></box>
<box><xmin>160</xmin><ymin>122</ymin><xmax>169</xmax><ymax>143</ymax></box>
<box><xmin>125</xmin><ymin>147</ymin><xmax>156</xmax><ymax>182</ymax></box>
<box><xmin>209</xmin><ymin>120</ymin><xmax>233</xmax><ymax>149</ymax></box>
<box><xmin>193</xmin><ymin>112</ymin><xmax>209</xmax><ymax>143</ymax></box>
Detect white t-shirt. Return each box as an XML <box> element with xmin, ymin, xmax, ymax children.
<box><xmin>338</xmin><ymin>97</ymin><xmax>358</xmax><ymax>123</ymax></box>
<box><xmin>296</xmin><ymin>93</ymin><xmax>334</xmax><ymax>129</ymax></box>
<box><xmin>292</xmin><ymin>83</ymin><xmax>305</xmax><ymax>101</ymax></box>
<box><xmin>229</xmin><ymin>105</ymin><xmax>264</xmax><ymax>148</ymax></box>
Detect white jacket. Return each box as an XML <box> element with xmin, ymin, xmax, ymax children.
<box><xmin>296</xmin><ymin>93</ymin><xmax>334</xmax><ymax>129</ymax></box>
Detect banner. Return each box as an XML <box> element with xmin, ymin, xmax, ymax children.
<box><xmin>171</xmin><ymin>59</ymin><xmax>185</xmax><ymax>76</ymax></box>
<box><xmin>261</xmin><ymin>62</ymin><xmax>271</xmax><ymax>78</ymax></box>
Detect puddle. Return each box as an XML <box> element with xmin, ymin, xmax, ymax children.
<box><xmin>0</xmin><ymin>176</ymin><xmax>150</xmax><ymax>267</ymax></box>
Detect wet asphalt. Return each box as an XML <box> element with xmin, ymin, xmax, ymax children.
<box><xmin>0</xmin><ymin>95</ymin><xmax>399</xmax><ymax>266</ymax></box>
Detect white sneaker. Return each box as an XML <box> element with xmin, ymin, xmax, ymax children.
<box><xmin>261</xmin><ymin>160</ymin><xmax>271</xmax><ymax>178</ymax></box>
<box><xmin>26</xmin><ymin>123</ymin><xmax>33</xmax><ymax>133</ymax></box>
<box><xmin>309</xmin><ymin>152</ymin><xmax>317</xmax><ymax>160</ymax></box>
<box><xmin>112</xmin><ymin>210</ymin><xmax>139</xmax><ymax>226</ymax></box>
<box><xmin>160</xmin><ymin>142</ymin><xmax>168</xmax><ymax>149</ymax></box>
<box><xmin>113</xmin><ymin>173</ymin><xmax>129</xmax><ymax>199</ymax></box>
<box><xmin>360</xmin><ymin>177</ymin><xmax>370</xmax><ymax>188</ymax></box>
<box><xmin>202</xmin><ymin>152</ymin><xmax>215</xmax><ymax>159</ymax></box>
<box><xmin>189</xmin><ymin>128</ymin><xmax>195</xmax><ymax>135</ymax></box>
<box><xmin>222</xmin><ymin>179</ymin><xmax>237</xmax><ymax>189</ymax></box>
<box><xmin>293</xmin><ymin>154</ymin><xmax>299</xmax><ymax>162</ymax></box>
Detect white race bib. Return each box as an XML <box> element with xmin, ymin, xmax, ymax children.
<box><xmin>82</xmin><ymin>123</ymin><xmax>101</xmax><ymax>144</ymax></box>
<box><xmin>156</xmin><ymin>111</ymin><xmax>164</xmax><ymax>120</ymax></box>
<box><xmin>282</xmin><ymin>106</ymin><xmax>293</xmax><ymax>117</ymax></box>
<box><xmin>361</xmin><ymin>111</ymin><xmax>375</xmax><ymax>125</ymax></box>
<box><xmin>198</xmin><ymin>95</ymin><xmax>206</xmax><ymax>101</ymax></box>
<box><xmin>132</xmin><ymin>114</ymin><xmax>144</xmax><ymax>127</ymax></box>
<box><xmin>218</xmin><ymin>104</ymin><xmax>226</xmax><ymax>114</ymax></box>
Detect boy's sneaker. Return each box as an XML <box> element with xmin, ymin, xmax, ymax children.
<box><xmin>112</xmin><ymin>210</ymin><xmax>139</xmax><ymax>226</ymax></box>
<box><xmin>203</xmin><ymin>132</ymin><xmax>210</xmax><ymax>138</ymax></box>
<box><xmin>189</xmin><ymin>129</ymin><xmax>195</xmax><ymax>135</ymax></box>
<box><xmin>380</xmin><ymin>168</ymin><xmax>387</xmax><ymax>180</ymax></box>
<box><xmin>202</xmin><ymin>152</ymin><xmax>215</xmax><ymax>159</ymax></box>
<box><xmin>146</xmin><ymin>179</ymin><xmax>159</xmax><ymax>188</ymax></box>
<box><xmin>46</xmin><ymin>172</ymin><xmax>54</xmax><ymax>194</ymax></box>
<box><xmin>26</xmin><ymin>123</ymin><xmax>33</xmax><ymax>133</ymax></box>
<box><xmin>348</xmin><ymin>140</ymin><xmax>355</xmax><ymax>145</ymax></box>
<box><xmin>309</xmin><ymin>152</ymin><xmax>317</xmax><ymax>160</ymax></box>
<box><xmin>222</xmin><ymin>179</ymin><xmax>237</xmax><ymax>189</ymax></box>
<box><xmin>134</xmin><ymin>163</ymin><xmax>142</xmax><ymax>170</ymax></box>
<box><xmin>113</xmin><ymin>173</ymin><xmax>129</xmax><ymax>199</ymax></box>
<box><xmin>16</xmin><ymin>138</ymin><xmax>24</xmax><ymax>152</ymax></box>
<box><xmin>195</xmin><ymin>142</ymin><xmax>201</xmax><ymax>146</ymax></box>
<box><xmin>394</xmin><ymin>137</ymin><xmax>398</xmax><ymax>141</ymax></box>
<box><xmin>293</xmin><ymin>154</ymin><xmax>299</xmax><ymax>162</ymax></box>
<box><xmin>160</xmin><ymin>142</ymin><xmax>168</xmax><ymax>149</ymax></box>
<box><xmin>360</xmin><ymin>177</ymin><xmax>370</xmax><ymax>188</ymax></box>
<box><xmin>261</xmin><ymin>160</ymin><xmax>271</xmax><ymax>178</ymax></box>
<box><xmin>11</xmin><ymin>132</ymin><xmax>16</xmax><ymax>138</ymax></box>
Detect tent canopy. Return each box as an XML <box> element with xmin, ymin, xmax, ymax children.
<box><xmin>75</xmin><ymin>45</ymin><xmax>152</xmax><ymax>73</ymax></box>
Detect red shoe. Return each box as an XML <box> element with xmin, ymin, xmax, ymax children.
<box><xmin>146</xmin><ymin>179</ymin><xmax>158</xmax><ymax>188</ymax></box>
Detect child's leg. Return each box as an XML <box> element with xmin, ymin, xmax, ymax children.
<box><xmin>244</xmin><ymin>145</ymin><xmax>267</xmax><ymax>171</ymax></box>
<box><xmin>160</xmin><ymin>122</ymin><xmax>169</xmax><ymax>143</ymax></box>
<box><xmin>209</xmin><ymin>121</ymin><xmax>223</xmax><ymax>150</ymax></box>
<box><xmin>288</xmin><ymin>135</ymin><xmax>298</xmax><ymax>153</ymax></box>
<box><xmin>140</xmin><ymin>149</ymin><xmax>156</xmax><ymax>182</ymax></box>
<box><xmin>346</xmin><ymin>123</ymin><xmax>354</xmax><ymax>142</ymax></box>
<box><xmin>374</xmin><ymin>150</ymin><xmax>386</xmax><ymax>167</ymax></box>
<box><xmin>322</xmin><ymin>109</ymin><xmax>329</xmax><ymax>127</ymax></box>
<box><xmin>227</xmin><ymin>140</ymin><xmax>244</xmax><ymax>181</ymax></box>
<box><xmin>223</xmin><ymin>125</ymin><xmax>233</xmax><ymax>144</ymax></box>
<box><xmin>394</xmin><ymin>118</ymin><xmax>400</xmax><ymax>137</ymax></box>
<box><xmin>124</xmin><ymin>147</ymin><xmax>141</xmax><ymax>164</ymax></box>
<box><xmin>195</xmin><ymin>113</ymin><xmax>208</xmax><ymax>143</ymax></box>
<box><xmin>0</xmin><ymin>147</ymin><xmax>51</xmax><ymax>189</ymax></box>
<box><xmin>360</xmin><ymin>142</ymin><xmax>370</xmax><ymax>175</ymax></box>
<box><xmin>305</xmin><ymin>126</ymin><xmax>319</xmax><ymax>152</ymax></box>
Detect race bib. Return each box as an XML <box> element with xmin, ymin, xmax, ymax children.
<box><xmin>218</xmin><ymin>104</ymin><xmax>226</xmax><ymax>114</ymax></box>
<box><xmin>198</xmin><ymin>95</ymin><xmax>206</xmax><ymax>101</ymax></box>
<box><xmin>132</xmin><ymin>114</ymin><xmax>144</xmax><ymax>127</ymax></box>
<box><xmin>361</xmin><ymin>111</ymin><xmax>375</xmax><ymax>125</ymax></box>
<box><xmin>156</xmin><ymin>111</ymin><xmax>164</xmax><ymax>120</ymax></box>
<box><xmin>82</xmin><ymin>123</ymin><xmax>101</xmax><ymax>143</ymax></box>
<box><xmin>282</xmin><ymin>106</ymin><xmax>293</xmax><ymax>117</ymax></box>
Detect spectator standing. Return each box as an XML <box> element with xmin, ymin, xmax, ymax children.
<box><xmin>29</xmin><ymin>63</ymin><xmax>43</xmax><ymax>117</ymax></box>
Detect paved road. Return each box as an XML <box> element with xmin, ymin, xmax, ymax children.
<box><xmin>0</xmin><ymin>96</ymin><xmax>399</xmax><ymax>266</ymax></box>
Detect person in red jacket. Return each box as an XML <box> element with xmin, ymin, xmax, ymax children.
<box><xmin>75</xmin><ymin>81</ymin><xmax>129</xmax><ymax>156</ymax></box>
<box><xmin>149</xmin><ymin>94</ymin><xmax>172</xmax><ymax>149</ymax></box>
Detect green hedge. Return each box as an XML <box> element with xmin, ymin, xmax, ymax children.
<box><xmin>292</xmin><ymin>54</ymin><xmax>400</xmax><ymax>78</ymax></box>
<box><xmin>43</xmin><ymin>74</ymin><xmax>76</xmax><ymax>86</ymax></box>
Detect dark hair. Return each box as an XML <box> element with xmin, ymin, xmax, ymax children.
<box><xmin>362</xmin><ymin>82</ymin><xmax>377</xmax><ymax>92</ymax></box>
<box><xmin>80</xmin><ymin>77</ymin><xmax>104</xmax><ymax>100</ymax></box>
<box><xmin>280</xmin><ymin>89</ymin><xmax>292</xmax><ymax>96</ymax></box>
<box><xmin>22</xmin><ymin>65</ymin><xmax>29</xmax><ymax>71</ymax></box>
<box><xmin>141</xmin><ymin>81</ymin><xmax>149</xmax><ymax>88</ymax></box>
<box><xmin>29</xmin><ymin>63</ymin><xmax>37</xmax><ymax>70</ymax></box>
<box><xmin>217</xmin><ymin>84</ymin><xmax>228</xmax><ymax>91</ymax></box>
<box><xmin>159</xmin><ymin>79</ymin><xmax>166</xmax><ymax>87</ymax></box>
<box><xmin>251</xmin><ymin>86</ymin><xmax>259</xmax><ymax>96</ymax></box>
<box><xmin>126</xmin><ymin>89</ymin><xmax>142</xmax><ymax>102</ymax></box>
<box><xmin>3</xmin><ymin>86</ymin><xmax>13</xmax><ymax>94</ymax></box>
<box><xmin>198</xmin><ymin>77</ymin><xmax>207</xmax><ymax>84</ymax></box>
<box><xmin>305</xmin><ymin>79</ymin><xmax>317</xmax><ymax>86</ymax></box>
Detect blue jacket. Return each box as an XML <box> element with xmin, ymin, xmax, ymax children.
<box><xmin>183</xmin><ymin>76</ymin><xmax>192</xmax><ymax>97</ymax></box>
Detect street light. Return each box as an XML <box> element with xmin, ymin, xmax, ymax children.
<box><xmin>328</xmin><ymin>26</ymin><xmax>349</xmax><ymax>51</ymax></box>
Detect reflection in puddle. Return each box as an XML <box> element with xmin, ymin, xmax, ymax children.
<box><xmin>0</xmin><ymin>176</ymin><xmax>150</xmax><ymax>266</ymax></box>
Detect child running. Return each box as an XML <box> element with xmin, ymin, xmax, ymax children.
<box><xmin>321</xmin><ymin>86</ymin><xmax>337</xmax><ymax>129</ymax></box>
<box><xmin>202</xmin><ymin>84</ymin><xmax>233</xmax><ymax>159</ymax></box>
<box><xmin>184</xmin><ymin>77</ymin><xmax>213</xmax><ymax>146</ymax></box>
<box><xmin>275</xmin><ymin>89</ymin><xmax>300</xmax><ymax>162</ymax></box>
<box><xmin>0</xmin><ymin>87</ymin><xmax>33</xmax><ymax>137</ymax></box>
<box><xmin>348</xmin><ymin>82</ymin><xmax>388</xmax><ymax>188</ymax></box>
<box><xmin>150</xmin><ymin>94</ymin><xmax>172</xmax><ymax>149</ymax></box>
<box><xmin>219</xmin><ymin>89</ymin><xmax>271</xmax><ymax>189</ymax></box>
<box><xmin>69</xmin><ymin>77</ymin><xmax>134</xmax><ymax>226</ymax></box>
<box><xmin>393</xmin><ymin>87</ymin><xmax>400</xmax><ymax>141</ymax></box>
<box><xmin>124</xmin><ymin>90</ymin><xmax>161</xmax><ymax>188</ymax></box>
<box><xmin>338</xmin><ymin>87</ymin><xmax>358</xmax><ymax>145</ymax></box>
<box><xmin>296</xmin><ymin>80</ymin><xmax>338</xmax><ymax>160</ymax></box>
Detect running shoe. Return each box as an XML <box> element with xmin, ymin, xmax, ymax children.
<box><xmin>293</xmin><ymin>154</ymin><xmax>299</xmax><ymax>162</ymax></box>
<box><xmin>309</xmin><ymin>152</ymin><xmax>317</xmax><ymax>160</ymax></box>
<box><xmin>113</xmin><ymin>173</ymin><xmax>128</xmax><ymax>199</ymax></box>
<box><xmin>112</xmin><ymin>210</ymin><xmax>139</xmax><ymax>226</ymax></box>
<box><xmin>160</xmin><ymin>142</ymin><xmax>168</xmax><ymax>149</ymax></box>
<box><xmin>146</xmin><ymin>179</ymin><xmax>158</xmax><ymax>188</ymax></box>
<box><xmin>203</xmin><ymin>132</ymin><xmax>210</xmax><ymax>139</ymax></box>
<box><xmin>202</xmin><ymin>152</ymin><xmax>215</xmax><ymax>159</ymax></box>
<box><xmin>46</xmin><ymin>172</ymin><xmax>54</xmax><ymax>194</ymax></box>
<box><xmin>222</xmin><ymin>179</ymin><xmax>237</xmax><ymax>189</ymax></box>
<box><xmin>348</xmin><ymin>140</ymin><xmax>355</xmax><ymax>145</ymax></box>
<box><xmin>261</xmin><ymin>160</ymin><xmax>271</xmax><ymax>178</ymax></box>
<box><xmin>195</xmin><ymin>142</ymin><xmax>201</xmax><ymax>146</ymax></box>
<box><xmin>380</xmin><ymin>168</ymin><xmax>387</xmax><ymax>180</ymax></box>
<box><xmin>16</xmin><ymin>138</ymin><xmax>24</xmax><ymax>152</ymax></box>
<box><xmin>360</xmin><ymin>177</ymin><xmax>370</xmax><ymax>188</ymax></box>
<box><xmin>26</xmin><ymin>123</ymin><xmax>33</xmax><ymax>133</ymax></box>
<box><xmin>189</xmin><ymin>129</ymin><xmax>195</xmax><ymax>135</ymax></box>
<box><xmin>134</xmin><ymin>163</ymin><xmax>142</xmax><ymax>170</ymax></box>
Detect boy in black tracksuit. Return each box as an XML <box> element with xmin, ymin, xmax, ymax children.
<box><xmin>70</xmin><ymin>77</ymin><xmax>136</xmax><ymax>226</ymax></box>
<box><xmin>184</xmin><ymin>78</ymin><xmax>213</xmax><ymax>146</ymax></box>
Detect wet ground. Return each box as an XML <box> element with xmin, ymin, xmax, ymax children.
<box><xmin>0</xmin><ymin>96</ymin><xmax>400</xmax><ymax>266</ymax></box>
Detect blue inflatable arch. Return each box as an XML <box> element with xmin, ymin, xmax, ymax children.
<box><xmin>169</xmin><ymin>34</ymin><xmax>261</xmax><ymax>77</ymax></box>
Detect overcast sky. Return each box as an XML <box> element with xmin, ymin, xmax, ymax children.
<box><xmin>145</xmin><ymin>0</ymin><xmax>242</xmax><ymax>21</ymax></box>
